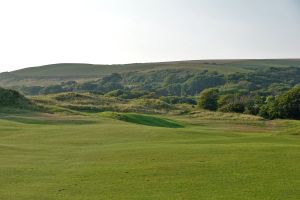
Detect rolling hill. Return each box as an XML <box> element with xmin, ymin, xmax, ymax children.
<box><xmin>0</xmin><ymin>60</ymin><xmax>300</xmax><ymax>199</ymax></box>
<box><xmin>1</xmin><ymin>59</ymin><xmax>299</xmax><ymax>86</ymax></box>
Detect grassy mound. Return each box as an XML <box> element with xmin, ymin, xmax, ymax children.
<box><xmin>54</xmin><ymin>92</ymin><xmax>95</xmax><ymax>101</ymax></box>
<box><xmin>103</xmin><ymin>112</ymin><xmax>183</xmax><ymax>128</ymax></box>
<box><xmin>31</xmin><ymin>93</ymin><xmax>178</xmax><ymax>114</ymax></box>
<box><xmin>0</xmin><ymin>87</ymin><xmax>31</xmax><ymax>108</ymax></box>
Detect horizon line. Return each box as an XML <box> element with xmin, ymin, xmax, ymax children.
<box><xmin>2</xmin><ymin>57</ymin><xmax>300</xmax><ymax>73</ymax></box>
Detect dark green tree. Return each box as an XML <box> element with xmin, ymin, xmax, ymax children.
<box><xmin>276</xmin><ymin>86</ymin><xmax>300</xmax><ymax>119</ymax></box>
<box><xmin>198</xmin><ymin>88</ymin><xmax>219</xmax><ymax>111</ymax></box>
<box><xmin>0</xmin><ymin>87</ymin><xmax>31</xmax><ymax>108</ymax></box>
<box><xmin>217</xmin><ymin>94</ymin><xmax>245</xmax><ymax>113</ymax></box>
<box><xmin>259</xmin><ymin>96</ymin><xmax>279</xmax><ymax>119</ymax></box>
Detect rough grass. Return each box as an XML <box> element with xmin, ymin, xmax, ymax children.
<box><xmin>189</xmin><ymin>109</ymin><xmax>263</xmax><ymax>121</ymax></box>
<box><xmin>275</xmin><ymin>120</ymin><xmax>300</xmax><ymax>136</ymax></box>
<box><xmin>0</xmin><ymin>111</ymin><xmax>299</xmax><ymax>199</ymax></box>
<box><xmin>30</xmin><ymin>93</ymin><xmax>177</xmax><ymax>114</ymax></box>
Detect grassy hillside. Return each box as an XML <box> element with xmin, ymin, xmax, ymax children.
<box><xmin>1</xmin><ymin>59</ymin><xmax>299</xmax><ymax>86</ymax></box>
<box><xmin>0</xmin><ymin>110</ymin><xmax>299</xmax><ymax>199</ymax></box>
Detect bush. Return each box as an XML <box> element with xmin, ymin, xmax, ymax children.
<box><xmin>276</xmin><ymin>86</ymin><xmax>300</xmax><ymax>119</ymax></box>
<box><xmin>198</xmin><ymin>88</ymin><xmax>219</xmax><ymax>111</ymax></box>
<box><xmin>258</xmin><ymin>87</ymin><xmax>300</xmax><ymax>119</ymax></box>
<box><xmin>0</xmin><ymin>87</ymin><xmax>31</xmax><ymax>108</ymax></box>
<box><xmin>218</xmin><ymin>94</ymin><xmax>266</xmax><ymax>115</ymax></box>
<box><xmin>258</xmin><ymin>96</ymin><xmax>279</xmax><ymax>119</ymax></box>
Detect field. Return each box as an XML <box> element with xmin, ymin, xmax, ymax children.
<box><xmin>0</xmin><ymin>111</ymin><xmax>299</xmax><ymax>199</ymax></box>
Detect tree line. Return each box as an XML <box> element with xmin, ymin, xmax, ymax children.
<box><xmin>198</xmin><ymin>86</ymin><xmax>300</xmax><ymax>119</ymax></box>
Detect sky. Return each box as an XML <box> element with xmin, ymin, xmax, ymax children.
<box><xmin>0</xmin><ymin>0</ymin><xmax>299</xmax><ymax>72</ymax></box>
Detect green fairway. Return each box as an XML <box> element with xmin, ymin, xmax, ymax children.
<box><xmin>0</xmin><ymin>112</ymin><xmax>299</xmax><ymax>200</ymax></box>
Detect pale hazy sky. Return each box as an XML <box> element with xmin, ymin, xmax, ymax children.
<box><xmin>0</xmin><ymin>0</ymin><xmax>299</xmax><ymax>72</ymax></box>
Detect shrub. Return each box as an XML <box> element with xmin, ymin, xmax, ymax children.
<box><xmin>258</xmin><ymin>96</ymin><xmax>279</xmax><ymax>119</ymax></box>
<box><xmin>0</xmin><ymin>87</ymin><xmax>31</xmax><ymax>108</ymax></box>
<box><xmin>258</xmin><ymin>87</ymin><xmax>300</xmax><ymax>120</ymax></box>
<box><xmin>276</xmin><ymin>86</ymin><xmax>300</xmax><ymax>119</ymax></box>
<box><xmin>198</xmin><ymin>88</ymin><xmax>219</xmax><ymax>111</ymax></box>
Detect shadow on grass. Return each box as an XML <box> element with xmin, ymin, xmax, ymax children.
<box><xmin>104</xmin><ymin>112</ymin><xmax>184</xmax><ymax>128</ymax></box>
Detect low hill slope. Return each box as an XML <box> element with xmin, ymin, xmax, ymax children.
<box><xmin>1</xmin><ymin>59</ymin><xmax>299</xmax><ymax>86</ymax></box>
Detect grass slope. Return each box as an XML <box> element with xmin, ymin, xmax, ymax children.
<box><xmin>102</xmin><ymin>112</ymin><xmax>183</xmax><ymax>128</ymax></box>
<box><xmin>0</xmin><ymin>111</ymin><xmax>299</xmax><ymax>199</ymax></box>
<box><xmin>1</xmin><ymin>59</ymin><xmax>300</xmax><ymax>86</ymax></box>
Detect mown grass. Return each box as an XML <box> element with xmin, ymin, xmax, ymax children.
<box><xmin>0</xmin><ymin>111</ymin><xmax>299</xmax><ymax>199</ymax></box>
<box><xmin>101</xmin><ymin>112</ymin><xmax>183</xmax><ymax>128</ymax></box>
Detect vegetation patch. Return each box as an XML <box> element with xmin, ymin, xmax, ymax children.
<box><xmin>0</xmin><ymin>87</ymin><xmax>34</xmax><ymax>112</ymax></box>
<box><xmin>54</xmin><ymin>92</ymin><xmax>95</xmax><ymax>101</ymax></box>
<box><xmin>0</xmin><ymin>87</ymin><xmax>30</xmax><ymax>107</ymax></box>
<box><xmin>276</xmin><ymin>120</ymin><xmax>300</xmax><ymax>136</ymax></box>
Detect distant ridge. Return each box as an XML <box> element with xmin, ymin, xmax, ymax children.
<box><xmin>0</xmin><ymin>59</ymin><xmax>299</xmax><ymax>87</ymax></box>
